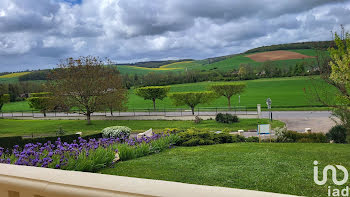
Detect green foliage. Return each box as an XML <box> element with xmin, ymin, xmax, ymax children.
<box><xmin>27</xmin><ymin>94</ymin><xmax>51</xmax><ymax>116</ymax></box>
<box><xmin>135</xmin><ymin>86</ymin><xmax>170</xmax><ymax>110</ymax></box>
<box><xmin>246</xmin><ymin>136</ymin><xmax>259</xmax><ymax>142</ymax></box>
<box><xmin>277</xmin><ymin>131</ymin><xmax>328</xmax><ymax>143</ymax></box>
<box><xmin>101</xmin><ymin>126</ymin><xmax>131</xmax><ymax>139</ymax></box>
<box><xmin>169</xmin><ymin>91</ymin><xmax>217</xmax><ymax>114</ymax></box>
<box><xmin>0</xmin><ymin>134</ymin><xmax>80</xmax><ymax>151</ymax></box>
<box><xmin>245</xmin><ymin>41</ymin><xmax>334</xmax><ymax>53</ymax></box>
<box><xmin>116</xmin><ymin>134</ymin><xmax>179</xmax><ymax>161</ymax></box>
<box><xmin>194</xmin><ymin>116</ymin><xmax>202</xmax><ymax>124</ymax></box>
<box><xmin>327</xmin><ymin>31</ymin><xmax>350</xmax><ymax>138</ymax></box>
<box><xmin>0</xmin><ymin>94</ymin><xmax>9</xmax><ymax>111</ymax></box>
<box><xmin>215</xmin><ymin>113</ymin><xmax>239</xmax><ymax>123</ymax></box>
<box><xmin>326</xmin><ymin>125</ymin><xmax>347</xmax><ymax>143</ymax></box>
<box><xmin>209</xmin><ymin>83</ymin><xmax>246</xmax><ymax>108</ymax></box>
<box><xmin>177</xmin><ymin>128</ymin><xmax>245</xmax><ymax>147</ymax></box>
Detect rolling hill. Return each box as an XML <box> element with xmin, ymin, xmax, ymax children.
<box><xmin>0</xmin><ymin>41</ymin><xmax>331</xmax><ymax>81</ymax></box>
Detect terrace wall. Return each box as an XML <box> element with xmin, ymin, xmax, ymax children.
<box><xmin>0</xmin><ymin>164</ymin><xmax>295</xmax><ymax>197</ymax></box>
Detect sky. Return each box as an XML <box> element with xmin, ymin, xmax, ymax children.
<box><xmin>0</xmin><ymin>0</ymin><xmax>349</xmax><ymax>72</ymax></box>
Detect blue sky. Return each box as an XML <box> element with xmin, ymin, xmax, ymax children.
<box><xmin>0</xmin><ymin>0</ymin><xmax>349</xmax><ymax>72</ymax></box>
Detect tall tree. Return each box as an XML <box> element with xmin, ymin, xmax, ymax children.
<box><xmin>135</xmin><ymin>86</ymin><xmax>170</xmax><ymax>110</ymax></box>
<box><xmin>169</xmin><ymin>91</ymin><xmax>217</xmax><ymax>115</ymax></box>
<box><xmin>48</xmin><ymin>56</ymin><xmax>127</xmax><ymax>124</ymax></box>
<box><xmin>209</xmin><ymin>83</ymin><xmax>246</xmax><ymax>108</ymax></box>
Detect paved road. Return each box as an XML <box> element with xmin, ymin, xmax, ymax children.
<box><xmin>1</xmin><ymin>110</ymin><xmax>335</xmax><ymax>133</ymax></box>
<box><xmin>261</xmin><ymin>111</ymin><xmax>335</xmax><ymax>133</ymax></box>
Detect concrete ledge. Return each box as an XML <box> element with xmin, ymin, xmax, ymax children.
<box><xmin>0</xmin><ymin>164</ymin><xmax>296</xmax><ymax>197</ymax></box>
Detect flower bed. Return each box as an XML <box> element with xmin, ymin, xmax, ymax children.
<box><xmin>0</xmin><ymin>133</ymin><xmax>179</xmax><ymax>172</ymax></box>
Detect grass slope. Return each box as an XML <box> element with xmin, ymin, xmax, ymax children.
<box><xmin>100</xmin><ymin>143</ymin><xmax>350</xmax><ymax>197</ymax></box>
<box><xmin>0</xmin><ymin>119</ymin><xmax>284</xmax><ymax>137</ymax></box>
<box><xmin>127</xmin><ymin>76</ymin><xmax>331</xmax><ymax>110</ymax></box>
<box><xmin>116</xmin><ymin>49</ymin><xmax>320</xmax><ymax>75</ymax></box>
<box><xmin>1</xmin><ymin>76</ymin><xmax>332</xmax><ymax>112</ymax></box>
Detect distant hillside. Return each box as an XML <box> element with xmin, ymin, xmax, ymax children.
<box><xmin>0</xmin><ymin>40</ymin><xmax>333</xmax><ymax>79</ymax></box>
<box><xmin>117</xmin><ymin>59</ymin><xmax>194</xmax><ymax>68</ymax></box>
<box><xmin>245</xmin><ymin>41</ymin><xmax>334</xmax><ymax>54</ymax></box>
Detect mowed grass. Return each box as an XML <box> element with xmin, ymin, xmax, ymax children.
<box><xmin>1</xmin><ymin>76</ymin><xmax>332</xmax><ymax>112</ymax></box>
<box><xmin>1</xmin><ymin>101</ymin><xmax>32</xmax><ymax>112</ymax></box>
<box><xmin>100</xmin><ymin>143</ymin><xmax>350</xmax><ymax>197</ymax></box>
<box><xmin>127</xmin><ymin>76</ymin><xmax>331</xmax><ymax>110</ymax></box>
<box><xmin>0</xmin><ymin>119</ymin><xmax>284</xmax><ymax>137</ymax></box>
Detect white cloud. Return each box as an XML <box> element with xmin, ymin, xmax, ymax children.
<box><xmin>0</xmin><ymin>0</ymin><xmax>349</xmax><ymax>71</ymax></box>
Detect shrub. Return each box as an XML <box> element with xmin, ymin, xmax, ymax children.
<box><xmin>246</xmin><ymin>136</ymin><xmax>259</xmax><ymax>142</ymax></box>
<box><xmin>274</xmin><ymin>127</ymin><xmax>288</xmax><ymax>142</ymax></box>
<box><xmin>82</xmin><ymin>133</ymin><xmax>103</xmax><ymax>140</ymax></box>
<box><xmin>326</xmin><ymin>125</ymin><xmax>347</xmax><ymax>143</ymax></box>
<box><xmin>102</xmin><ymin>126</ymin><xmax>131</xmax><ymax>139</ymax></box>
<box><xmin>281</xmin><ymin>131</ymin><xmax>328</xmax><ymax>143</ymax></box>
<box><xmin>215</xmin><ymin>113</ymin><xmax>239</xmax><ymax>124</ymax></box>
<box><xmin>56</xmin><ymin>127</ymin><xmax>66</xmax><ymax>136</ymax></box>
<box><xmin>177</xmin><ymin>128</ymin><xmax>246</xmax><ymax>146</ymax></box>
<box><xmin>0</xmin><ymin>136</ymin><xmax>22</xmax><ymax>150</ymax></box>
<box><xmin>194</xmin><ymin>116</ymin><xmax>202</xmax><ymax>124</ymax></box>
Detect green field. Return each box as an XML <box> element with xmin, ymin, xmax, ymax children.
<box><xmin>116</xmin><ymin>49</ymin><xmax>320</xmax><ymax>75</ymax></box>
<box><xmin>126</xmin><ymin>76</ymin><xmax>330</xmax><ymax>110</ymax></box>
<box><xmin>0</xmin><ymin>119</ymin><xmax>284</xmax><ymax>137</ymax></box>
<box><xmin>1</xmin><ymin>76</ymin><xmax>332</xmax><ymax>112</ymax></box>
<box><xmin>100</xmin><ymin>143</ymin><xmax>350</xmax><ymax>197</ymax></box>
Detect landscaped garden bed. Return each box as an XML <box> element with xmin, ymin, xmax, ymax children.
<box><xmin>0</xmin><ymin>118</ymin><xmax>284</xmax><ymax>137</ymax></box>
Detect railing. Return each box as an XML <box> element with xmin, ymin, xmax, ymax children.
<box><xmin>0</xmin><ymin>164</ymin><xmax>296</xmax><ymax>197</ymax></box>
<box><xmin>0</xmin><ymin>106</ymin><xmax>257</xmax><ymax>118</ymax></box>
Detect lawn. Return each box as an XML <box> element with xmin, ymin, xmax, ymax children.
<box><xmin>0</xmin><ymin>119</ymin><xmax>284</xmax><ymax>137</ymax></box>
<box><xmin>1</xmin><ymin>76</ymin><xmax>333</xmax><ymax>112</ymax></box>
<box><xmin>126</xmin><ymin>76</ymin><xmax>332</xmax><ymax>109</ymax></box>
<box><xmin>100</xmin><ymin>143</ymin><xmax>350</xmax><ymax>197</ymax></box>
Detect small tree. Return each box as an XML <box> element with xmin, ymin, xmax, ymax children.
<box><xmin>27</xmin><ymin>92</ymin><xmax>51</xmax><ymax>117</ymax></box>
<box><xmin>103</xmin><ymin>87</ymin><xmax>128</xmax><ymax>116</ymax></box>
<box><xmin>135</xmin><ymin>86</ymin><xmax>170</xmax><ymax>110</ymax></box>
<box><xmin>169</xmin><ymin>91</ymin><xmax>217</xmax><ymax>115</ymax></box>
<box><xmin>48</xmin><ymin>56</ymin><xmax>127</xmax><ymax>124</ymax></box>
<box><xmin>307</xmin><ymin>27</ymin><xmax>350</xmax><ymax>142</ymax></box>
<box><xmin>0</xmin><ymin>94</ymin><xmax>9</xmax><ymax>111</ymax></box>
<box><xmin>209</xmin><ymin>83</ymin><xmax>246</xmax><ymax>109</ymax></box>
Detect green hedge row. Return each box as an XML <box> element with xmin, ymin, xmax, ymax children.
<box><xmin>0</xmin><ymin>133</ymin><xmax>103</xmax><ymax>151</ymax></box>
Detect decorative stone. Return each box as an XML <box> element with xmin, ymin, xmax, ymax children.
<box><xmin>75</xmin><ymin>132</ymin><xmax>82</xmax><ymax>136</ymax></box>
<box><xmin>238</xmin><ymin>130</ymin><xmax>244</xmax><ymax>135</ymax></box>
<box><xmin>137</xmin><ymin>128</ymin><xmax>153</xmax><ymax>139</ymax></box>
<box><xmin>113</xmin><ymin>153</ymin><xmax>120</xmax><ymax>162</ymax></box>
<box><xmin>305</xmin><ymin>128</ymin><xmax>312</xmax><ymax>133</ymax></box>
